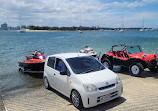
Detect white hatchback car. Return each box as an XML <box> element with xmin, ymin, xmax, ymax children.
<box><xmin>44</xmin><ymin>53</ymin><xmax>123</xmax><ymax>109</ymax></box>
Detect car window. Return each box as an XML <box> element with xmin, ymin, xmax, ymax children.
<box><xmin>55</xmin><ymin>58</ymin><xmax>67</xmax><ymax>72</ymax></box>
<box><xmin>47</xmin><ymin>57</ymin><xmax>55</xmax><ymax>69</ymax></box>
<box><xmin>66</xmin><ymin>56</ymin><xmax>105</xmax><ymax>74</ymax></box>
<box><xmin>55</xmin><ymin>58</ymin><xmax>71</xmax><ymax>76</ymax></box>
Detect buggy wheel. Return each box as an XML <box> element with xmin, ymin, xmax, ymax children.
<box><xmin>129</xmin><ymin>63</ymin><xmax>144</xmax><ymax>76</ymax></box>
<box><xmin>102</xmin><ymin>58</ymin><xmax>113</xmax><ymax>70</ymax></box>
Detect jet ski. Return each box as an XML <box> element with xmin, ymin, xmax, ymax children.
<box><xmin>79</xmin><ymin>46</ymin><xmax>98</xmax><ymax>57</ymax></box>
<box><xmin>18</xmin><ymin>50</ymin><xmax>46</xmax><ymax>73</ymax></box>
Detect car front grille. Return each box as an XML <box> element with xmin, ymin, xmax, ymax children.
<box><xmin>98</xmin><ymin>83</ymin><xmax>115</xmax><ymax>90</ymax></box>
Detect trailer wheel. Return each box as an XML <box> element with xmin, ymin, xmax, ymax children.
<box><xmin>129</xmin><ymin>63</ymin><xmax>144</xmax><ymax>76</ymax></box>
<box><xmin>102</xmin><ymin>58</ymin><xmax>113</xmax><ymax>70</ymax></box>
<box><xmin>19</xmin><ymin>68</ymin><xmax>22</xmax><ymax>72</ymax></box>
<box><xmin>19</xmin><ymin>68</ymin><xmax>25</xmax><ymax>72</ymax></box>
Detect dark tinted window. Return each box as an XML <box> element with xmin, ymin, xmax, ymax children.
<box><xmin>55</xmin><ymin>58</ymin><xmax>67</xmax><ymax>72</ymax></box>
<box><xmin>66</xmin><ymin>56</ymin><xmax>105</xmax><ymax>74</ymax></box>
<box><xmin>47</xmin><ymin>57</ymin><xmax>55</xmax><ymax>69</ymax></box>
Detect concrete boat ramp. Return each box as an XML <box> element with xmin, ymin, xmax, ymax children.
<box><xmin>1</xmin><ymin>71</ymin><xmax>158</xmax><ymax>111</ymax></box>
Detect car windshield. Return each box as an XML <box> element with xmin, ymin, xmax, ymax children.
<box><xmin>66</xmin><ymin>56</ymin><xmax>105</xmax><ymax>74</ymax></box>
<box><xmin>127</xmin><ymin>46</ymin><xmax>142</xmax><ymax>54</ymax></box>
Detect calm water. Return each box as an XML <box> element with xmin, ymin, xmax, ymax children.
<box><xmin>0</xmin><ymin>30</ymin><xmax>158</xmax><ymax>93</ymax></box>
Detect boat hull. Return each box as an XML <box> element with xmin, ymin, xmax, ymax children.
<box><xmin>18</xmin><ymin>61</ymin><xmax>45</xmax><ymax>71</ymax></box>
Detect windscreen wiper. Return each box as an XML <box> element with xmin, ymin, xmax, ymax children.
<box><xmin>82</xmin><ymin>68</ymin><xmax>97</xmax><ymax>74</ymax></box>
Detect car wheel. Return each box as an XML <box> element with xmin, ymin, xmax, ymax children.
<box><xmin>149</xmin><ymin>67</ymin><xmax>158</xmax><ymax>73</ymax></box>
<box><xmin>71</xmin><ymin>90</ymin><xmax>83</xmax><ymax>109</ymax></box>
<box><xmin>102</xmin><ymin>58</ymin><xmax>113</xmax><ymax>70</ymax></box>
<box><xmin>129</xmin><ymin>63</ymin><xmax>144</xmax><ymax>76</ymax></box>
<box><xmin>44</xmin><ymin>77</ymin><xmax>50</xmax><ymax>89</ymax></box>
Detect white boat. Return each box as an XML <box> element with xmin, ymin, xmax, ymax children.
<box><xmin>78</xmin><ymin>30</ymin><xmax>82</xmax><ymax>33</ymax></box>
<box><xmin>145</xmin><ymin>28</ymin><xmax>149</xmax><ymax>31</ymax></box>
<box><xmin>19</xmin><ymin>28</ymin><xmax>26</xmax><ymax>33</ymax></box>
<box><xmin>119</xmin><ymin>29</ymin><xmax>124</xmax><ymax>32</ymax></box>
<box><xmin>119</xmin><ymin>16</ymin><xmax>124</xmax><ymax>32</ymax></box>
<box><xmin>140</xmin><ymin>19</ymin><xmax>144</xmax><ymax>32</ymax></box>
<box><xmin>140</xmin><ymin>29</ymin><xmax>144</xmax><ymax>32</ymax></box>
<box><xmin>19</xmin><ymin>13</ymin><xmax>26</xmax><ymax>33</ymax></box>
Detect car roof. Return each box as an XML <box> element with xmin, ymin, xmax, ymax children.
<box><xmin>48</xmin><ymin>53</ymin><xmax>90</xmax><ymax>59</ymax></box>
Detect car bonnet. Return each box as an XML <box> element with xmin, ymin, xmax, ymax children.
<box><xmin>76</xmin><ymin>68</ymin><xmax>117</xmax><ymax>88</ymax></box>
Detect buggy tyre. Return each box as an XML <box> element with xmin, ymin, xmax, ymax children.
<box><xmin>44</xmin><ymin>77</ymin><xmax>50</xmax><ymax>89</ymax></box>
<box><xmin>71</xmin><ymin>90</ymin><xmax>83</xmax><ymax>109</ymax></box>
<box><xmin>129</xmin><ymin>63</ymin><xmax>144</xmax><ymax>76</ymax></box>
<box><xmin>102</xmin><ymin>58</ymin><xmax>113</xmax><ymax>70</ymax></box>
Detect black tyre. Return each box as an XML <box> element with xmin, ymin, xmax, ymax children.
<box><xmin>19</xmin><ymin>68</ymin><xmax>22</xmax><ymax>72</ymax></box>
<box><xmin>102</xmin><ymin>58</ymin><xmax>113</xmax><ymax>70</ymax></box>
<box><xmin>71</xmin><ymin>90</ymin><xmax>83</xmax><ymax>109</ymax></box>
<box><xmin>129</xmin><ymin>63</ymin><xmax>144</xmax><ymax>76</ymax></box>
<box><xmin>149</xmin><ymin>67</ymin><xmax>158</xmax><ymax>73</ymax></box>
<box><xmin>44</xmin><ymin>77</ymin><xmax>50</xmax><ymax>89</ymax></box>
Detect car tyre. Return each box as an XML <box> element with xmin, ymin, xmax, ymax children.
<box><xmin>71</xmin><ymin>90</ymin><xmax>83</xmax><ymax>109</ymax></box>
<box><xmin>129</xmin><ymin>63</ymin><xmax>144</xmax><ymax>76</ymax></box>
<box><xmin>44</xmin><ymin>77</ymin><xmax>50</xmax><ymax>89</ymax></box>
<box><xmin>102</xmin><ymin>58</ymin><xmax>113</xmax><ymax>70</ymax></box>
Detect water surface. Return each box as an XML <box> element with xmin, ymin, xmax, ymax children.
<box><xmin>0</xmin><ymin>30</ymin><xmax>158</xmax><ymax>93</ymax></box>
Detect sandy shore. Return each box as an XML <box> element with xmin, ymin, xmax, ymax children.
<box><xmin>1</xmin><ymin>70</ymin><xmax>158</xmax><ymax>111</ymax></box>
<box><xmin>25</xmin><ymin>29</ymin><xmax>58</xmax><ymax>32</ymax></box>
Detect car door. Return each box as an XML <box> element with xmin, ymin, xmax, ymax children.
<box><xmin>53</xmin><ymin>58</ymin><xmax>71</xmax><ymax>97</ymax></box>
<box><xmin>45</xmin><ymin>57</ymin><xmax>56</xmax><ymax>88</ymax></box>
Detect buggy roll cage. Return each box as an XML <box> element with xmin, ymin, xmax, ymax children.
<box><xmin>109</xmin><ymin>44</ymin><xmax>143</xmax><ymax>54</ymax></box>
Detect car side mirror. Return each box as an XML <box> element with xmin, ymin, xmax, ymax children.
<box><xmin>60</xmin><ymin>71</ymin><xmax>67</xmax><ymax>75</ymax></box>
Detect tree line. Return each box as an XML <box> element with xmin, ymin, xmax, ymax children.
<box><xmin>28</xmin><ymin>25</ymin><xmax>153</xmax><ymax>31</ymax></box>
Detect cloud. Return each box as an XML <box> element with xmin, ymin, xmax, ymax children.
<box><xmin>0</xmin><ymin>0</ymin><xmax>158</xmax><ymax>27</ymax></box>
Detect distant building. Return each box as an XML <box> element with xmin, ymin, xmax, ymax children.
<box><xmin>8</xmin><ymin>26</ymin><xmax>16</xmax><ymax>30</ymax></box>
<box><xmin>1</xmin><ymin>23</ymin><xmax>8</xmax><ymax>30</ymax></box>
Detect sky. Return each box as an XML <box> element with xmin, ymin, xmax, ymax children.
<box><xmin>0</xmin><ymin>0</ymin><xmax>158</xmax><ymax>28</ymax></box>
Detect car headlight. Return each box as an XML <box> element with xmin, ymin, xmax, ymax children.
<box><xmin>116</xmin><ymin>76</ymin><xmax>121</xmax><ymax>84</ymax></box>
<box><xmin>83</xmin><ymin>84</ymin><xmax>98</xmax><ymax>92</ymax></box>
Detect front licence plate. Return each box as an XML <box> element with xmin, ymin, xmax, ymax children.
<box><xmin>100</xmin><ymin>94</ymin><xmax>110</xmax><ymax>102</ymax></box>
